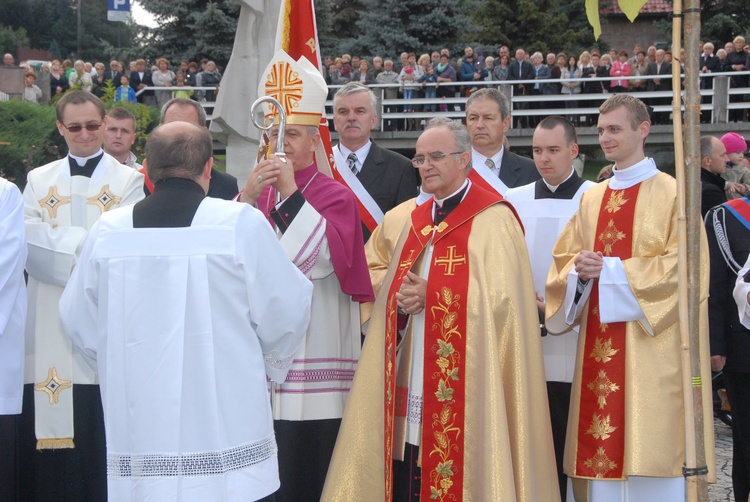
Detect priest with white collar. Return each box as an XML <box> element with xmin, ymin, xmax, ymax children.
<box><xmin>323</xmin><ymin>117</ymin><xmax>559</xmax><ymax>501</ymax></box>
<box><xmin>505</xmin><ymin>115</ymin><xmax>595</xmax><ymax>502</ymax></box>
<box><xmin>545</xmin><ymin>94</ymin><xmax>715</xmax><ymax>501</ymax></box>
<box><xmin>15</xmin><ymin>90</ymin><xmax>143</xmax><ymax>501</ymax></box>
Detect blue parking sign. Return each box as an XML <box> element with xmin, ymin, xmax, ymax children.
<box><xmin>108</xmin><ymin>0</ymin><xmax>131</xmax><ymax>22</ymax></box>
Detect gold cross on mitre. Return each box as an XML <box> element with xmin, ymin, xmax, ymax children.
<box><xmin>434</xmin><ymin>245</ymin><xmax>466</xmax><ymax>276</ymax></box>
<box><xmin>258</xmin><ymin>50</ymin><xmax>328</xmax><ymax>127</ymax></box>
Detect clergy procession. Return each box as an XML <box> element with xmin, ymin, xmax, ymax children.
<box><xmin>1</xmin><ymin>43</ymin><xmax>742</xmax><ymax>502</ymax></box>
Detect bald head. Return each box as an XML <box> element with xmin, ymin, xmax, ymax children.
<box><xmin>145</xmin><ymin>122</ymin><xmax>213</xmax><ymax>189</ymax></box>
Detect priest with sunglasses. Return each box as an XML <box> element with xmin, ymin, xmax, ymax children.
<box><xmin>8</xmin><ymin>90</ymin><xmax>143</xmax><ymax>501</ymax></box>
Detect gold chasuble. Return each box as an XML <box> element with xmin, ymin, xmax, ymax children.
<box><xmin>545</xmin><ymin>173</ymin><xmax>716</xmax><ymax>483</ymax></box>
<box><xmin>362</xmin><ymin>198</ymin><xmax>418</xmax><ymax>328</ymax></box>
<box><xmin>322</xmin><ymin>184</ymin><xmax>560</xmax><ymax>502</ymax></box>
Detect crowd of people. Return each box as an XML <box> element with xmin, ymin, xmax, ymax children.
<box><xmin>6</xmin><ymin>33</ymin><xmax>749</xmax><ymax>127</ymax></box>
<box><xmin>0</xmin><ymin>39</ymin><xmax>749</xmax><ymax>502</ymax></box>
<box><xmin>320</xmin><ymin>37</ymin><xmax>750</xmax><ymax>128</ymax></box>
<box><xmin>3</xmin><ymin>52</ymin><xmax>223</xmax><ymax>106</ymax></box>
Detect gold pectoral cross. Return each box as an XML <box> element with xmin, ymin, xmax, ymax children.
<box><xmin>434</xmin><ymin>245</ymin><xmax>466</xmax><ymax>276</ymax></box>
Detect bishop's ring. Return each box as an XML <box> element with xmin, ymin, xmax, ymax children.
<box><xmin>257</xmin><ymin>175</ymin><xmax>263</xmax><ymax>183</ymax></box>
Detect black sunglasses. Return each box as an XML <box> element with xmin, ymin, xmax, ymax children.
<box><xmin>61</xmin><ymin>122</ymin><xmax>102</xmax><ymax>133</ymax></box>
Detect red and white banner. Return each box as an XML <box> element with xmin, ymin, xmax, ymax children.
<box><xmin>274</xmin><ymin>0</ymin><xmax>381</xmax><ymax>232</ymax></box>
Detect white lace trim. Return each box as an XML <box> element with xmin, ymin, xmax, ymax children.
<box><xmin>407</xmin><ymin>393</ymin><xmax>422</xmax><ymax>425</ymax></box>
<box><xmin>264</xmin><ymin>350</ymin><xmax>295</xmax><ymax>370</ymax></box>
<box><xmin>107</xmin><ymin>434</ymin><xmax>276</xmax><ymax>478</ymax></box>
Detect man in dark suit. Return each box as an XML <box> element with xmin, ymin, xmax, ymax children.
<box><xmin>102</xmin><ymin>60</ymin><xmax>122</xmax><ymax>88</ymax></box>
<box><xmin>700</xmin><ymin>135</ymin><xmax>730</xmax><ymax>217</ymax></box>
<box><xmin>507</xmin><ymin>48</ymin><xmax>534</xmax><ymax>128</ymax></box>
<box><xmin>465</xmin><ymin>88</ymin><xmax>540</xmax><ymax>194</ymax></box>
<box><xmin>646</xmin><ymin>49</ymin><xmax>672</xmax><ymax>124</ymax></box>
<box><xmin>129</xmin><ymin>58</ymin><xmax>155</xmax><ymax>106</ymax></box>
<box><xmin>139</xmin><ymin>98</ymin><xmax>238</xmax><ymax>199</ymax></box>
<box><xmin>332</xmin><ymin>82</ymin><xmax>419</xmax><ymax>241</ymax></box>
<box><xmin>700</xmin><ymin>42</ymin><xmax>721</xmax><ymax>85</ymax></box>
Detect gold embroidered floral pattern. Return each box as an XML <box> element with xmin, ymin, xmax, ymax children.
<box><xmin>604</xmin><ymin>190</ymin><xmax>628</xmax><ymax>214</ymax></box>
<box><xmin>34</xmin><ymin>367</ymin><xmax>72</xmax><ymax>405</ymax></box>
<box><xmin>428</xmin><ymin>286</ymin><xmax>462</xmax><ymax>501</ymax></box>
<box><xmin>38</xmin><ymin>186</ymin><xmax>71</xmax><ymax>219</ymax></box>
<box><xmin>584</xmin><ymin>447</ymin><xmax>618</xmax><ymax>478</ymax></box>
<box><xmin>87</xmin><ymin>184</ymin><xmax>122</xmax><ymax>212</ymax></box>
<box><xmin>587</xmin><ymin>370</ymin><xmax>620</xmax><ymax>409</ymax></box>
<box><xmin>590</xmin><ymin>337</ymin><xmax>619</xmax><ymax>363</ymax></box>
<box><xmin>586</xmin><ymin>413</ymin><xmax>618</xmax><ymax>440</ymax></box>
<box><xmin>598</xmin><ymin>219</ymin><xmax>626</xmax><ymax>255</ymax></box>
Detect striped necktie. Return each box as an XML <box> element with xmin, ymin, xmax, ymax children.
<box><xmin>485</xmin><ymin>158</ymin><xmax>498</xmax><ymax>177</ymax></box>
<box><xmin>347</xmin><ymin>153</ymin><xmax>358</xmax><ymax>175</ymax></box>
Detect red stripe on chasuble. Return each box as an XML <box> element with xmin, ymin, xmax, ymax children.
<box><xmin>383</xmin><ymin>186</ymin><xmax>502</xmax><ymax>501</ymax></box>
<box><xmin>383</xmin><ymin>204</ymin><xmax>432</xmax><ymax>501</ymax></box>
<box><xmin>574</xmin><ymin>184</ymin><xmax>641</xmax><ymax>480</ymax></box>
<box><xmin>419</xmin><ymin>221</ymin><xmax>471</xmax><ymax>501</ymax></box>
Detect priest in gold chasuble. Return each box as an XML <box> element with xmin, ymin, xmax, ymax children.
<box><xmin>545</xmin><ymin>95</ymin><xmax>715</xmax><ymax>502</ymax></box>
<box><xmin>322</xmin><ymin>118</ymin><xmax>559</xmax><ymax>502</ymax></box>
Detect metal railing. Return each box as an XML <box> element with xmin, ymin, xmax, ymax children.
<box><xmin>326</xmin><ymin>71</ymin><xmax>750</xmax><ymax>128</ymax></box>
<box><xmin>132</xmin><ymin>71</ymin><xmax>749</xmax><ymax>128</ymax></box>
<box><xmin>135</xmin><ymin>85</ymin><xmax>218</xmax><ymax>118</ymax></box>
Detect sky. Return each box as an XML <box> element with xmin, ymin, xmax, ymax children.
<box><xmin>131</xmin><ymin>0</ymin><xmax>158</xmax><ymax>28</ymax></box>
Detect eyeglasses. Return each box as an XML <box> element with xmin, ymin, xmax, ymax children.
<box><xmin>411</xmin><ymin>151</ymin><xmax>463</xmax><ymax>168</ymax></box>
<box><xmin>61</xmin><ymin>122</ymin><xmax>102</xmax><ymax>133</ymax></box>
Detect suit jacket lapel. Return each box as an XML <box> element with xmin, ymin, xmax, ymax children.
<box><xmin>358</xmin><ymin>143</ymin><xmax>386</xmax><ymax>190</ymax></box>
<box><xmin>499</xmin><ymin>152</ymin><xmax>521</xmax><ymax>188</ymax></box>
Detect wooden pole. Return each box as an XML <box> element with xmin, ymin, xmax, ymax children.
<box><xmin>77</xmin><ymin>0</ymin><xmax>82</xmax><ymax>59</ymax></box>
<box><xmin>674</xmin><ymin>0</ymin><xmax>709</xmax><ymax>500</ymax></box>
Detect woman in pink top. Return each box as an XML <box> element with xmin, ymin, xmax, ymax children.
<box><xmin>610</xmin><ymin>50</ymin><xmax>631</xmax><ymax>93</ymax></box>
